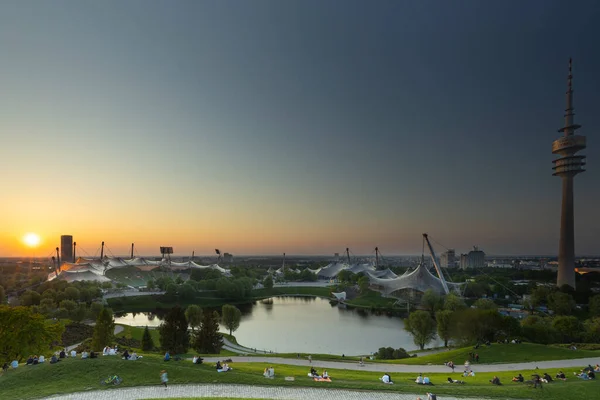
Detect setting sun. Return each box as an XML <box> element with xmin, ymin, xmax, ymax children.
<box><xmin>23</xmin><ymin>233</ymin><xmax>41</xmax><ymax>247</ymax></box>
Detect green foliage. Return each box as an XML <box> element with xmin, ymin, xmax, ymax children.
<box><xmin>221</xmin><ymin>304</ymin><xmax>242</xmax><ymax>336</ymax></box>
<box><xmin>179</xmin><ymin>282</ymin><xmax>197</xmax><ymax>300</ymax></box>
<box><xmin>520</xmin><ymin>315</ymin><xmax>558</xmax><ymax>344</ymax></box>
<box><xmin>0</xmin><ymin>285</ymin><xmax>6</xmax><ymax>304</ymax></box>
<box><xmin>531</xmin><ymin>286</ymin><xmax>551</xmax><ymax>308</ymax></box>
<box><xmin>263</xmin><ymin>275</ymin><xmax>274</xmax><ymax>290</ymax></box>
<box><xmin>19</xmin><ymin>290</ymin><xmax>41</xmax><ymax>306</ymax></box>
<box><xmin>0</xmin><ymin>305</ymin><xmax>64</xmax><ymax>361</ymax></box>
<box><xmin>190</xmin><ymin>268</ymin><xmax>222</xmax><ymax>281</ymax></box>
<box><xmin>193</xmin><ymin>311</ymin><xmax>224</xmax><ymax>354</ymax></box>
<box><xmin>588</xmin><ymin>294</ymin><xmax>600</xmax><ymax>317</ymax></box>
<box><xmin>357</xmin><ymin>276</ymin><xmax>370</xmax><ymax>294</ymax></box>
<box><xmin>92</xmin><ymin>308</ymin><xmax>115</xmax><ymax>351</ymax></box>
<box><xmin>435</xmin><ymin>309</ymin><xmax>453</xmax><ymax>347</ymax></box>
<box><xmin>61</xmin><ymin>322</ymin><xmax>94</xmax><ymax>347</ymax></box>
<box><xmin>583</xmin><ymin>318</ymin><xmax>600</xmax><ymax>343</ymax></box>
<box><xmin>473</xmin><ymin>298</ymin><xmax>497</xmax><ymax>310</ymax></box>
<box><xmin>89</xmin><ymin>302</ymin><xmax>104</xmax><ymax>319</ymax></box>
<box><xmin>141</xmin><ymin>325</ymin><xmax>154</xmax><ymax>351</ymax></box>
<box><xmin>552</xmin><ymin>316</ymin><xmax>583</xmax><ymax>343</ymax></box>
<box><xmin>185</xmin><ymin>304</ymin><xmax>203</xmax><ymax>331</ymax></box>
<box><xmin>59</xmin><ymin>299</ymin><xmax>77</xmax><ymax>312</ymax></box>
<box><xmin>443</xmin><ymin>293</ymin><xmax>467</xmax><ymax>311</ymax></box>
<box><xmin>548</xmin><ymin>291</ymin><xmax>576</xmax><ymax>315</ymax></box>
<box><xmin>452</xmin><ymin>309</ymin><xmax>504</xmax><ymax>344</ymax></box>
<box><xmin>376</xmin><ymin>346</ymin><xmax>410</xmax><ymax>360</ymax></box>
<box><xmin>215</xmin><ymin>277</ymin><xmax>253</xmax><ymax>300</ymax></box>
<box><xmin>420</xmin><ymin>289</ymin><xmax>444</xmax><ymax>316</ymax></box>
<box><xmin>404</xmin><ymin>310</ymin><xmax>437</xmax><ymax>350</ymax></box>
<box><xmin>64</xmin><ymin>287</ymin><xmax>80</xmax><ymax>301</ymax></box>
<box><xmin>158</xmin><ymin>305</ymin><xmax>190</xmax><ymax>354</ymax></box>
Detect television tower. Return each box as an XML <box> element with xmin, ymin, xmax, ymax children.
<box><xmin>552</xmin><ymin>58</ymin><xmax>587</xmax><ymax>289</ymax></box>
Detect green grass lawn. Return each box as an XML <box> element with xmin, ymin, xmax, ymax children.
<box><xmin>0</xmin><ymin>353</ymin><xmax>598</xmax><ymax>400</ymax></box>
<box><xmin>384</xmin><ymin>343</ymin><xmax>600</xmax><ymax>365</ymax></box>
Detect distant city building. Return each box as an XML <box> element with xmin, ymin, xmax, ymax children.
<box><xmin>467</xmin><ymin>246</ymin><xmax>486</xmax><ymax>268</ymax></box>
<box><xmin>460</xmin><ymin>254</ymin><xmax>469</xmax><ymax>270</ymax></box>
<box><xmin>440</xmin><ymin>249</ymin><xmax>456</xmax><ymax>268</ymax></box>
<box><xmin>223</xmin><ymin>252</ymin><xmax>233</xmax><ymax>262</ymax></box>
<box><xmin>61</xmin><ymin>235</ymin><xmax>73</xmax><ymax>263</ymax></box>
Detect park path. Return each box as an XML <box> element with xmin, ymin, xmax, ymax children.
<box><xmin>201</xmin><ymin>355</ymin><xmax>600</xmax><ymax>374</ymax></box>
<box><xmin>46</xmin><ymin>383</ymin><xmax>467</xmax><ymax>400</ymax></box>
<box><xmin>222</xmin><ymin>337</ymin><xmax>273</xmax><ymax>355</ymax></box>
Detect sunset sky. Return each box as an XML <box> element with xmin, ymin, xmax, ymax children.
<box><xmin>1</xmin><ymin>1</ymin><xmax>599</xmax><ymax>258</ymax></box>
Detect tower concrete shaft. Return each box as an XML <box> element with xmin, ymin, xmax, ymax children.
<box><xmin>557</xmin><ymin>177</ymin><xmax>575</xmax><ymax>288</ymax></box>
<box><xmin>552</xmin><ymin>59</ymin><xmax>586</xmax><ymax>289</ymax></box>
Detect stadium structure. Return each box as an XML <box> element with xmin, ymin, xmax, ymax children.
<box><xmin>47</xmin><ymin>242</ymin><xmax>231</xmax><ymax>285</ymax></box>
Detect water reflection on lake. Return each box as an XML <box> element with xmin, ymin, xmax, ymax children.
<box><xmin>114</xmin><ymin>296</ymin><xmax>439</xmax><ymax>354</ymax></box>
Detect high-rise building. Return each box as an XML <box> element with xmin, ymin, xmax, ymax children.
<box><xmin>552</xmin><ymin>59</ymin><xmax>587</xmax><ymax>289</ymax></box>
<box><xmin>467</xmin><ymin>246</ymin><xmax>485</xmax><ymax>268</ymax></box>
<box><xmin>440</xmin><ymin>249</ymin><xmax>456</xmax><ymax>268</ymax></box>
<box><xmin>60</xmin><ymin>235</ymin><xmax>73</xmax><ymax>263</ymax></box>
<box><xmin>460</xmin><ymin>254</ymin><xmax>469</xmax><ymax>270</ymax></box>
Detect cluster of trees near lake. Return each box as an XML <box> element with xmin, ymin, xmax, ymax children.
<box><xmin>404</xmin><ymin>287</ymin><xmax>600</xmax><ymax>350</ymax></box>
<box><xmin>0</xmin><ymin>299</ymin><xmax>243</xmax><ymax>363</ymax></box>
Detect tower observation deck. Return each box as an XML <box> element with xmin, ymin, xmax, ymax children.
<box><xmin>552</xmin><ymin>58</ymin><xmax>586</xmax><ymax>289</ymax></box>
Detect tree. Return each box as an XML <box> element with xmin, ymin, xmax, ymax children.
<box><xmin>435</xmin><ymin>310</ymin><xmax>453</xmax><ymax>347</ymax></box>
<box><xmin>19</xmin><ymin>290</ymin><xmax>41</xmax><ymax>306</ymax></box>
<box><xmin>588</xmin><ymin>294</ymin><xmax>600</xmax><ymax>317</ymax></box>
<box><xmin>141</xmin><ymin>325</ymin><xmax>154</xmax><ymax>351</ymax></box>
<box><xmin>263</xmin><ymin>275</ymin><xmax>274</xmax><ymax>290</ymax></box>
<box><xmin>404</xmin><ymin>310</ymin><xmax>437</xmax><ymax>350</ymax></box>
<box><xmin>453</xmin><ymin>309</ymin><xmax>503</xmax><ymax>344</ymax></box>
<box><xmin>0</xmin><ymin>306</ymin><xmax>64</xmax><ymax>361</ymax></box>
<box><xmin>64</xmin><ymin>287</ymin><xmax>80</xmax><ymax>302</ymax></box>
<box><xmin>548</xmin><ymin>291</ymin><xmax>576</xmax><ymax>315</ymax></box>
<box><xmin>552</xmin><ymin>316</ymin><xmax>583</xmax><ymax>343</ymax></box>
<box><xmin>357</xmin><ymin>276</ymin><xmax>370</xmax><ymax>294</ymax></box>
<box><xmin>421</xmin><ymin>289</ymin><xmax>443</xmax><ymax>316</ymax></box>
<box><xmin>185</xmin><ymin>305</ymin><xmax>203</xmax><ymax>332</ymax></box>
<box><xmin>92</xmin><ymin>308</ymin><xmax>115</xmax><ymax>350</ymax></box>
<box><xmin>473</xmin><ymin>298</ymin><xmax>497</xmax><ymax>310</ymax></box>
<box><xmin>146</xmin><ymin>279</ymin><xmax>156</xmax><ymax>291</ymax></box>
<box><xmin>158</xmin><ymin>305</ymin><xmax>190</xmax><ymax>354</ymax></box>
<box><xmin>193</xmin><ymin>310</ymin><xmax>223</xmax><ymax>354</ymax></box>
<box><xmin>221</xmin><ymin>304</ymin><xmax>241</xmax><ymax>336</ymax></box>
<box><xmin>531</xmin><ymin>286</ymin><xmax>551</xmax><ymax>308</ymax></box>
<box><xmin>443</xmin><ymin>293</ymin><xmax>467</xmax><ymax>311</ymax></box>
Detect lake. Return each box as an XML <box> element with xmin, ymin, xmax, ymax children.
<box><xmin>114</xmin><ymin>296</ymin><xmax>440</xmax><ymax>354</ymax></box>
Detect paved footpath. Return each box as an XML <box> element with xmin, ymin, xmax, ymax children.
<box><xmin>47</xmin><ymin>384</ymin><xmax>468</xmax><ymax>400</ymax></box>
<box><xmin>202</xmin><ymin>356</ymin><xmax>600</xmax><ymax>373</ymax></box>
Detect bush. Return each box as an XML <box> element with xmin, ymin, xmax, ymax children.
<box><xmin>376</xmin><ymin>346</ymin><xmax>410</xmax><ymax>360</ymax></box>
<box><xmin>61</xmin><ymin>322</ymin><xmax>94</xmax><ymax>347</ymax></box>
<box><xmin>115</xmin><ymin>337</ymin><xmax>141</xmax><ymax>349</ymax></box>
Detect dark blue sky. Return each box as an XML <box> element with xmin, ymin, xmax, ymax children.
<box><xmin>1</xmin><ymin>0</ymin><xmax>599</xmax><ymax>256</ymax></box>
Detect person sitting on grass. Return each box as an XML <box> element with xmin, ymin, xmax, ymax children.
<box><xmin>164</xmin><ymin>351</ymin><xmax>170</xmax><ymax>362</ymax></box>
<box><xmin>543</xmin><ymin>373</ymin><xmax>553</xmax><ymax>383</ymax></box>
<box><xmin>26</xmin><ymin>356</ymin><xmax>33</xmax><ymax>365</ymax></box>
<box><xmin>415</xmin><ymin>374</ymin><xmax>424</xmax><ymax>384</ymax></box>
<box><xmin>447</xmin><ymin>377</ymin><xmax>464</xmax><ymax>384</ymax></box>
<box><xmin>490</xmin><ymin>376</ymin><xmax>501</xmax><ymax>385</ymax></box>
<box><xmin>512</xmin><ymin>373</ymin><xmax>524</xmax><ymax>382</ymax></box>
<box><xmin>122</xmin><ymin>350</ymin><xmax>130</xmax><ymax>360</ymax></box>
<box><xmin>50</xmin><ymin>355</ymin><xmax>59</xmax><ymax>364</ymax></box>
<box><xmin>2</xmin><ymin>362</ymin><xmax>9</xmax><ymax>373</ymax></box>
<box><xmin>216</xmin><ymin>361</ymin><xmax>222</xmax><ymax>370</ymax></box>
<box><xmin>310</xmin><ymin>367</ymin><xmax>318</xmax><ymax>377</ymax></box>
<box><xmin>587</xmin><ymin>370</ymin><xmax>595</xmax><ymax>379</ymax></box>
<box><xmin>556</xmin><ymin>371</ymin><xmax>566</xmax><ymax>380</ymax></box>
<box><xmin>323</xmin><ymin>370</ymin><xmax>329</xmax><ymax>379</ymax></box>
<box><xmin>380</xmin><ymin>373</ymin><xmax>393</xmax><ymax>384</ymax></box>
<box><xmin>90</xmin><ymin>351</ymin><xmax>97</xmax><ymax>359</ymax></box>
